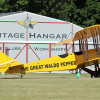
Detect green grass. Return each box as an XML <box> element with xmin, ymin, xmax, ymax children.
<box><xmin>0</xmin><ymin>73</ymin><xmax>99</xmax><ymax>100</ymax></box>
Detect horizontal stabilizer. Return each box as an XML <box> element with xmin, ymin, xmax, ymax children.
<box><xmin>0</xmin><ymin>59</ymin><xmax>17</xmax><ymax>66</ymax></box>
<box><xmin>0</xmin><ymin>52</ymin><xmax>22</xmax><ymax>73</ymax></box>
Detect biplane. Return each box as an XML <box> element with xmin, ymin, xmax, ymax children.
<box><xmin>0</xmin><ymin>25</ymin><xmax>100</xmax><ymax>78</ymax></box>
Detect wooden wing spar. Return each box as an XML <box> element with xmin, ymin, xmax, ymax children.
<box><xmin>73</xmin><ymin>24</ymin><xmax>100</xmax><ymax>41</ymax></box>
<box><xmin>51</xmin><ymin>39</ymin><xmax>73</xmax><ymax>47</ymax></box>
<box><xmin>52</xmin><ymin>25</ymin><xmax>100</xmax><ymax>47</ymax></box>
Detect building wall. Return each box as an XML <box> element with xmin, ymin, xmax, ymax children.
<box><xmin>0</xmin><ymin>11</ymin><xmax>83</xmax><ymax>73</ymax></box>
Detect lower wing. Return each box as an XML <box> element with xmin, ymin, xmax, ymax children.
<box><xmin>77</xmin><ymin>57</ymin><xmax>100</xmax><ymax>68</ymax></box>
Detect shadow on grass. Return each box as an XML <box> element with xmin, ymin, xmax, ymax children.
<box><xmin>0</xmin><ymin>77</ymin><xmax>21</xmax><ymax>79</ymax></box>
<box><xmin>0</xmin><ymin>75</ymin><xmax>25</xmax><ymax>79</ymax></box>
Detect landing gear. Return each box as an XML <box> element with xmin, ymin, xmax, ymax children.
<box><xmin>90</xmin><ymin>71</ymin><xmax>100</xmax><ymax>78</ymax></box>
<box><xmin>93</xmin><ymin>65</ymin><xmax>100</xmax><ymax>78</ymax></box>
<box><xmin>20</xmin><ymin>73</ymin><xmax>25</xmax><ymax>78</ymax></box>
<box><xmin>81</xmin><ymin>67</ymin><xmax>100</xmax><ymax>78</ymax></box>
<box><xmin>94</xmin><ymin>70</ymin><xmax>100</xmax><ymax>78</ymax></box>
<box><xmin>91</xmin><ymin>74</ymin><xmax>93</xmax><ymax>78</ymax></box>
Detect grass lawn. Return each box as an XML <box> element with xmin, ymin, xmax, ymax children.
<box><xmin>0</xmin><ymin>73</ymin><xmax>99</xmax><ymax>100</ymax></box>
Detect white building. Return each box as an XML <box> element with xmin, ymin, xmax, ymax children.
<box><xmin>0</xmin><ymin>11</ymin><xmax>83</xmax><ymax>73</ymax></box>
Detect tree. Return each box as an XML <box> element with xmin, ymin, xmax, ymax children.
<box><xmin>0</xmin><ymin>0</ymin><xmax>100</xmax><ymax>27</ymax></box>
<box><xmin>60</xmin><ymin>0</ymin><xmax>100</xmax><ymax>27</ymax></box>
<box><xmin>0</xmin><ymin>0</ymin><xmax>28</xmax><ymax>12</ymax></box>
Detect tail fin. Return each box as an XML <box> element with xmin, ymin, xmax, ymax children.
<box><xmin>0</xmin><ymin>52</ymin><xmax>22</xmax><ymax>73</ymax></box>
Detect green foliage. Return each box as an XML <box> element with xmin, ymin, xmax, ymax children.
<box><xmin>0</xmin><ymin>0</ymin><xmax>28</xmax><ymax>12</ymax></box>
<box><xmin>0</xmin><ymin>0</ymin><xmax>100</xmax><ymax>27</ymax></box>
<box><xmin>60</xmin><ymin>0</ymin><xmax>100</xmax><ymax>27</ymax></box>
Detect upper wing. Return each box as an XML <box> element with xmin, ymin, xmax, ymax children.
<box><xmin>73</xmin><ymin>24</ymin><xmax>100</xmax><ymax>41</ymax></box>
<box><xmin>52</xmin><ymin>25</ymin><xmax>100</xmax><ymax>47</ymax></box>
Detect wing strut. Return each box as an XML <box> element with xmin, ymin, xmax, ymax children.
<box><xmin>73</xmin><ymin>42</ymin><xmax>75</xmax><ymax>53</ymax></box>
<box><xmin>82</xmin><ymin>39</ymin><xmax>86</xmax><ymax>61</ymax></box>
<box><xmin>98</xmin><ymin>29</ymin><xmax>100</xmax><ymax>57</ymax></box>
<box><xmin>84</xmin><ymin>32</ymin><xmax>88</xmax><ymax>61</ymax></box>
<box><xmin>79</xmin><ymin>40</ymin><xmax>81</xmax><ymax>51</ymax></box>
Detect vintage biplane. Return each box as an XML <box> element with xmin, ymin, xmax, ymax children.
<box><xmin>0</xmin><ymin>25</ymin><xmax>100</xmax><ymax>78</ymax></box>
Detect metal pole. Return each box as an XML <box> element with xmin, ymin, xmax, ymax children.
<box><xmin>49</xmin><ymin>44</ymin><xmax>51</xmax><ymax>73</ymax></box>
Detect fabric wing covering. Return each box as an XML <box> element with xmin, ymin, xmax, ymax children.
<box><xmin>52</xmin><ymin>25</ymin><xmax>100</xmax><ymax>47</ymax></box>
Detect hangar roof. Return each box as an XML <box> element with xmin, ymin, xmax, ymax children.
<box><xmin>0</xmin><ymin>11</ymin><xmax>26</xmax><ymax>17</ymax></box>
